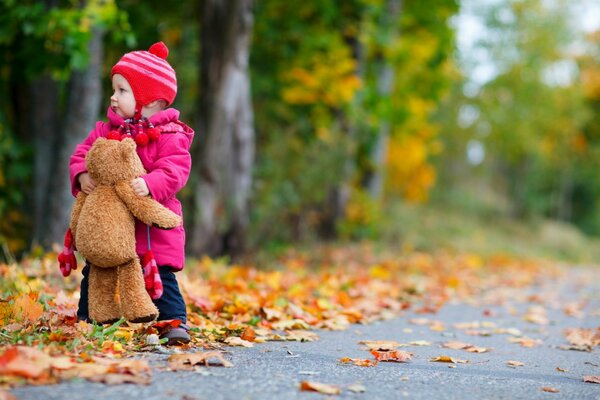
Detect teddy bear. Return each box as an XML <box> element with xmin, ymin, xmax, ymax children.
<box><xmin>66</xmin><ymin>137</ymin><xmax>181</xmax><ymax>324</ymax></box>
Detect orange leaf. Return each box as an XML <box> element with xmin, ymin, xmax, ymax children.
<box><xmin>300</xmin><ymin>381</ymin><xmax>341</xmax><ymax>395</ymax></box>
<box><xmin>240</xmin><ymin>326</ymin><xmax>256</xmax><ymax>342</ymax></box>
<box><xmin>12</xmin><ymin>293</ymin><xmax>43</xmax><ymax>323</ymax></box>
<box><xmin>0</xmin><ymin>346</ymin><xmax>51</xmax><ymax>379</ymax></box>
<box><xmin>339</xmin><ymin>357</ymin><xmax>378</xmax><ymax>367</ymax></box>
<box><xmin>370</xmin><ymin>349</ymin><xmax>412</xmax><ymax>362</ymax></box>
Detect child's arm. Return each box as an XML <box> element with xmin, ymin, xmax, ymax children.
<box><xmin>141</xmin><ymin>133</ymin><xmax>192</xmax><ymax>202</ymax></box>
<box><xmin>114</xmin><ymin>181</ymin><xmax>182</xmax><ymax>229</ymax></box>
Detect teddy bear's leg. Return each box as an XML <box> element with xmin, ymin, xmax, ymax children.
<box><xmin>88</xmin><ymin>265</ymin><xmax>122</xmax><ymax>324</ymax></box>
<box><xmin>118</xmin><ymin>259</ymin><xmax>159</xmax><ymax>323</ymax></box>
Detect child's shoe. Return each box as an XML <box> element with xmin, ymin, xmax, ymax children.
<box><xmin>156</xmin><ymin>321</ymin><xmax>191</xmax><ymax>345</ymax></box>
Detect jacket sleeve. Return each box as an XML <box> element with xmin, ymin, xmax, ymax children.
<box><xmin>142</xmin><ymin>132</ymin><xmax>192</xmax><ymax>203</ymax></box>
<box><xmin>69</xmin><ymin>122</ymin><xmax>106</xmax><ymax>197</ymax></box>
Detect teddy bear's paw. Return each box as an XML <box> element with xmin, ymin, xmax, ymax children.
<box><xmin>152</xmin><ymin>214</ymin><xmax>181</xmax><ymax>230</ymax></box>
<box><xmin>129</xmin><ymin>312</ymin><xmax>159</xmax><ymax>324</ymax></box>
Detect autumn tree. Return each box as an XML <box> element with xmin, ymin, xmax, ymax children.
<box><xmin>188</xmin><ymin>0</ymin><xmax>255</xmax><ymax>258</ymax></box>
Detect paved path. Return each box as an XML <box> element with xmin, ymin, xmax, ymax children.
<box><xmin>11</xmin><ymin>267</ymin><xmax>600</xmax><ymax>400</ymax></box>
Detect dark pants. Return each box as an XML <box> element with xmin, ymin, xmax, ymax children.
<box><xmin>77</xmin><ymin>263</ymin><xmax>187</xmax><ymax>324</ymax></box>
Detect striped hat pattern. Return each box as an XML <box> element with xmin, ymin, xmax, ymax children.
<box><xmin>111</xmin><ymin>42</ymin><xmax>177</xmax><ymax>107</ymax></box>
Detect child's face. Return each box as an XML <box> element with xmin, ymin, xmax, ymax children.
<box><xmin>111</xmin><ymin>74</ymin><xmax>136</xmax><ymax>118</ymax></box>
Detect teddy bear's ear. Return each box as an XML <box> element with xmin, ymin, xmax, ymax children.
<box><xmin>120</xmin><ymin>138</ymin><xmax>137</xmax><ymax>162</ymax></box>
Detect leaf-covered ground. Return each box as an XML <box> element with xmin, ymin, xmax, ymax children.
<box><xmin>0</xmin><ymin>245</ymin><xmax>598</xmax><ymax>396</ymax></box>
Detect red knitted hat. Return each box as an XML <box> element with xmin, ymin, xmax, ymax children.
<box><xmin>111</xmin><ymin>42</ymin><xmax>177</xmax><ymax>107</ymax></box>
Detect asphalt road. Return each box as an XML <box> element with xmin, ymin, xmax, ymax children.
<box><xmin>11</xmin><ymin>267</ymin><xmax>600</xmax><ymax>400</ymax></box>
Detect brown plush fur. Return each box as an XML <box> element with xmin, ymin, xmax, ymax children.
<box><xmin>70</xmin><ymin>138</ymin><xmax>181</xmax><ymax>324</ymax></box>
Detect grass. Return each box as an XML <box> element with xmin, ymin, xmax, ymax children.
<box><xmin>380</xmin><ymin>200</ymin><xmax>600</xmax><ymax>265</ymax></box>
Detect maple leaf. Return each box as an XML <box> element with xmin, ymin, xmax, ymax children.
<box><xmin>300</xmin><ymin>381</ymin><xmax>341</xmax><ymax>395</ymax></box>
<box><xmin>370</xmin><ymin>349</ymin><xmax>412</xmax><ymax>362</ymax></box>
<box><xmin>12</xmin><ymin>292</ymin><xmax>44</xmax><ymax>323</ymax></box>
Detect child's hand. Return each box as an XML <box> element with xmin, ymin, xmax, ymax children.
<box><xmin>131</xmin><ymin>178</ymin><xmax>150</xmax><ymax>197</ymax></box>
<box><xmin>78</xmin><ymin>173</ymin><xmax>96</xmax><ymax>194</ymax></box>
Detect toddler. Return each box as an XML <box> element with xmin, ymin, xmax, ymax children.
<box><xmin>69</xmin><ymin>42</ymin><xmax>194</xmax><ymax>345</ymax></box>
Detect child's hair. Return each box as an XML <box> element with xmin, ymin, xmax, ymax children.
<box><xmin>111</xmin><ymin>42</ymin><xmax>177</xmax><ymax>108</ymax></box>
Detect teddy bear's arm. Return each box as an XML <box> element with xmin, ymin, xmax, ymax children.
<box><xmin>114</xmin><ymin>181</ymin><xmax>181</xmax><ymax>229</ymax></box>
<box><xmin>70</xmin><ymin>191</ymin><xmax>87</xmax><ymax>237</ymax></box>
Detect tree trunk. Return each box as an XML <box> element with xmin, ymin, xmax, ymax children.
<box><xmin>31</xmin><ymin>27</ymin><xmax>104</xmax><ymax>248</ymax></box>
<box><xmin>30</xmin><ymin>74</ymin><xmax>60</xmax><ymax>247</ymax></box>
<box><xmin>189</xmin><ymin>0</ymin><xmax>255</xmax><ymax>258</ymax></box>
<box><xmin>365</xmin><ymin>0</ymin><xmax>402</xmax><ymax>200</ymax></box>
<box><xmin>48</xmin><ymin>27</ymin><xmax>104</xmax><ymax>244</ymax></box>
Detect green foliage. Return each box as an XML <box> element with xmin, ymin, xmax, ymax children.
<box><xmin>0</xmin><ymin>0</ymin><xmax>131</xmax><ymax>257</ymax></box>
<box><xmin>251</xmin><ymin>0</ymin><xmax>459</xmax><ymax>244</ymax></box>
<box><xmin>436</xmin><ymin>0</ymin><xmax>600</xmax><ymax>234</ymax></box>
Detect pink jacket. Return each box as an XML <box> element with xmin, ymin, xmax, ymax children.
<box><xmin>70</xmin><ymin>107</ymin><xmax>194</xmax><ymax>270</ymax></box>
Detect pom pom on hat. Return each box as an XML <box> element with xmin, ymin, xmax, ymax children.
<box><xmin>149</xmin><ymin>42</ymin><xmax>169</xmax><ymax>59</ymax></box>
<box><xmin>111</xmin><ymin>42</ymin><xmax>177</xmax><ymax>107</ymax></box>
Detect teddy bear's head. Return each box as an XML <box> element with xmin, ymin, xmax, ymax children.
<box><xmin>86</xmin><ymin>137</ymin><xmax>145</xmax><ymax>185</ymax></box>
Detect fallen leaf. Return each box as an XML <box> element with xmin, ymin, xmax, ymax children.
<box><xmin>409</xmin><ymin>340</ymin><xmax>431</xmax><ymax>346</ymax></box>
<box><xmin>555</xmin><ymin>367</ymin><xmax>568</xmax><ymax>373</ymax></box>
<box><xmin>541</xmin><ymin>387</ymin><xmax>559</xmax><ymax>393</ymax></box>
<box><xmin>272</xmin><ymin>319</ymin><xmax>310</xmax><ymax>330</ymax></box>
<box><xmin>359</xmin><ymin>340</ymin><xmax>401</xmax><ymax>350</ymax></box>
<box><xmin>523</xmin><ymin>306</ymin><xmax>549</xmax><ymax>325</ymax></box>
<box><xmin>240</xmin><ymin>326</ymin><xmax>256</xmax><ymax>342</ymax></box>
<box><xmin>508</xmin><ymin>337</ymin><xmax>542</xmax><ymax>348</ymax></box>
<box><xmin>430</xmin><ymin>356</ymin><xmax>468</xmax><ymax>364</ymax></box>
<box><xmin>348</xmin><ymin>383</ymin><xmax>366</xmax><ymax>393</ymax></box>
<box><xmin>224</xmin><ymin>336</ymin><xmax>254</xmax><ymax>347</ymax></box>
<box><xmin>300</xmin><ymin>381</ymin><xmax>341</xmax><ymax>395</ymax></box>
<box><xmin>370</xmin><ymin>350</ymin><xmax>412</xmax><ymax>362</ymax></box>
<box><xmin>564</xmin><ymin>328</ymin><xmax>600</xmax><ymax>348</ymax></box>
<box><xmin>12</xmin><ymin>293</ymin><xmax>44</xmax><ymax>323</ymax></box>
<box><xmin>339</xmin><ymin>358</ymin><xmax>378</xmax><ymax>367</ymax></box>
<box><xmin>441</xmin><ymin>341</ymin><xmax>471</xmax><ymax>350</ymax></box>
<box><xmin>0</xmin><ymin>346</ymin><xmax>51</xmax><ymax>379</ymax></box>
<box><xmin>168</xmin><ymin>351</ymin><xmax>233</xmax><ymax>369</ymax></box>
<box><xmin>583</xmin><ymin>375</ymin><xmax>600</xmax><ymax>384</ymax></box>
<box><xmin>88</xmin><ymin>372</ymin><xmax>151</xmax><ymax>385</ymax></box>
<box><xmin>285</xmin><ymin>330</ymin><xmax>319</xmax><ymax>342</ymax></box>
<box><xmin>506</xmin><ymin>360</ymin><xmax>525</xmax><ymax>367</ymax></box>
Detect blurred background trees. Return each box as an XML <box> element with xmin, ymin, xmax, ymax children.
<box><xmin>1</xmin><ymin>0</ymin><xmax>600</xmax><ymax>261</ymax></box>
